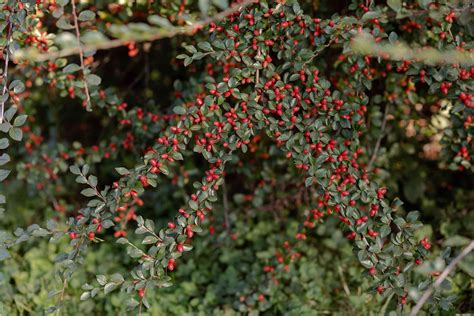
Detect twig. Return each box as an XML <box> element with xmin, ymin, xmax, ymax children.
<box><xmin>410</xmin><ymin>240</ymin><xmax>474</xmax><ymax>316</ymax></box>
<box><xmin>55</xmin><ymin>234</ymin><xmax>86</xmax><ymax>315</ymax></box>
<box><xmin>17</xmin><ymin>0</ymin><xmax>257</xmax><ymax>62</ymax></box>
<box><xmin>0</xmin><ymin>21</ymin><xmax>12</xmax><ymax>124</ymax></box>
<box><xmin>255</xmin><ymin>29</ymin><xmax>262</xmax><ymax>89</ymax></box>
<box><xmin>222</xmin><ymin>179</ymin><xmax>230</xmax><ymax>232</ymax></box>
<box><xmin>337</xmin><ymin>265</ymin><xmax>351</xmax><ymax>296</ymax></box>
<box><xmin>304</xmin><ymin>36</ymin><xmax>339</xmax><ymax>66</ymax></box>
<box><xmin>137</xmin><ymin>278</ymin><xmax>150</xmax><ymax>316</ymax></box>
<box><xmin>71</xmin><ymin>0</ymin><xmax>91</xmax><ymax>110</ymax></box>
<box><xmin>55</xmin><ymin>278</ymin><xmax>68</xmax><ymax>316</ymax></box>
<box><xmin>352</xmin><ymin>33</ymin><xmax>474</xmax><ymax>66</ymax></box>
<box><xmin>380</xmin><ymin>292</ymin><xmax>395</xmax><ymax>315</ymax></box>
<box><xmin>367</xmin><ymin>104</ymin><xmax>390</xmax><ymax>172</ymax></box>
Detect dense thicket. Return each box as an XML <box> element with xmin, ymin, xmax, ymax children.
<box><xmin>0</xmin><ymin>0</ymin><xmax>472</xmax><ymax>314</ymax></box>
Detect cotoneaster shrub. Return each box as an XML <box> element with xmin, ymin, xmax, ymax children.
<box><xmin>0</xmin><ymin>0</ymin><xmax>473</xmax><ymax>314</ymax></box>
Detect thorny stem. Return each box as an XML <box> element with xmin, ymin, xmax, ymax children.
<box><xmin>71</xmin><ymin>0</ymin><xmax>92</xmax><ymax>110</ymax></box>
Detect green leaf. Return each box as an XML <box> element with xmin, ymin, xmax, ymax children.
<box><xmin>13</xmin><ymin>115</ymin><xmax>27</xmax><ymax>126</ymax></box>
<box><xmin>406</xmin><ymin>211</ymin><xmax>419</xmax><ymax>222</ymax></box>
<box><xmin>116</xmin><ymin>237</ymin><xmax>128</xmax><ymax>244</ymax></box>
<box><xmin>148</xmin><ymin>15</ymin><xmax>172</xmax><ymax>28</ymax></box>
<box><xmin>0</xmin><ymin>123</ymin><xmax>10</xmax><ymax>133</ymax></box>
<box><xmin>0</xmin><ymin>169</ymin><xmax>11</xmax><ymax>182</ymax></box>
<box><xmin>0</xmin><ymin>138</ymin><xmax>8</xmax><ymax>149</ymax></box>
<box><xmin>86</xmin><ymin>74</ymin><xmax>102</xmax><ymax>86</ymax></box>
<box><xmin>104</xmin><ymin>283</ymin><xmax>116</xmax><ymax>294</ymax></box>
<box><xmin>199</xmin><ymin>0</ymin><xmax>209</xmax><ymax>15</ymax></box>
<box><xmin>4</xmin><ymin>107</ymin><xmax>17</xmax><ymax>122</ymax></box>
<box><xmin>360</xmin><ymin>259</ymin><xmax>374</xmax><ymax>268</ymax></box>
<box><xmin>198</xmin><ymin>42</ymin><xmax>213</xmax><ymax>52</ymax></box>
<box><xmin>81</xmin><ymin>188</ymin><xmax>97</xmax><ymax>197</ymax></box>
<box><xmin>88</xmin><ymin>175</ymin><xmax>98</xmax><ymax>187</ymax></box>
<box><xmin>388</xmin><ymin>32</ymin><xmax>398</xmax><ymax>44</ymax></box>
<box><xmin>69</xmin><ymin>165</ymin><xmax>81</xmax><ymax>175</ymax></box>
<box><xmin>184</xmin><ymin>57</ymin><xmax>193</xmax><ymax>67</ymax></box>
<box><xmin>115</xmin><ymin>167</ymin><xmax>130</xmax><ymax>175</ymax></box>
<box><xmin>145</xmin><ymin>219</ymin><xmax>155</xmax><ymax>231</ymax></box>
<box><xmin>417</xmin><ymin>0</ymin><xmax>430</xmax><ymax>9</ymax></box>
<box><xmin>31</xmin><ymin>228</ymin><xmax>49</xmax><ymax>237</ymax></box>
<box><xmin>9</xmin><ymin>80</ymin><xmax>25</xmax><ymax>94</ymax></box>
<box><xmin>189</xmin><ymin>200</ymin><xmax>199</xmax><ymax>210</ymax></box>
<box><xmin>212</xmin><ymin>0</ymin><xmax>228</xmax><ymax>10</ymax></box>
<box><xmin>391</xmin><ymin>197</ymin><xmax>404</xmax><ymax>209</ymax></box>
<box><xmin>142</xmin><ymin>235</ymin><xmax>158</xmax><ymax>244</ymax></box>
<box><xmin>0</xmin><ymin>153</ymin><xmax>10</xmax><ymax>166</ymax></box>
<box><xmin>159</xmin><ymin>165</ymin><xmax>169</xmax><ymax>175</ymax></box>
<box><xmin>110</xmin><ymin>273</ymin><xmax>124</xmax><ymax>284</ymax></box>
<box><xmin>173</xmin><ymin>106</ymin><xmax>187</xmax><ymax>115</ymax></box>
<box><xmin>78</xmin><ymin>10</ymin><xmax>96</xmax><ymax>21</ymax></box>
<box><xmin>361</xmin><ymin>11</ymin><xmax>380</xmax><ymax>22</ymax></box>
<box><xmin>0</xmin><ymin>248</ymin><xmax>10</xmax><ymax>261</ymax></box>
<box><xmin>394</xmin><ymin>217</ymin><xmax>406</xmax><ymax>229</ymax></box>
<box><xmin>80</xmin><ymin>291</ymin><xmax>91</xmax><ymax>301</ymax></box>
<box><xmin>9</xmin><ymin>127</ymin><xmax>22</xmax><ymax>141</ymax></box>
<box><xmin>56</xmin><ymin>17</ymin><xmax>74</xmax><ymax>30</ymax></box>
<box><xmin>387</xmin><ymin>0</ymin><xmax>401</xmax><ymax>11</ymax></box>
<box><xmin>63</xmin><ymin>63</ymin><xmax>81</xmax><ymax>73</ymax></box>
<box><xmin>96</xmin><ymin>275</ymin><xmax>107</xmax><ymax>286</ymax></box>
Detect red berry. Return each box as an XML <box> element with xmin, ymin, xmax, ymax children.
<box><xmin>139</xmin><ymin>175</ymin><xmax>148</xmax><ymax>187</ymax></box>
<box><xmin>88</xmin><ymin>232</ymin><xmax>95</xmax><ymax>240</ymax></box>
<box><xmin>167</xmin><ymin>258</ymin><xmax>175</xmax><ymax>271</ymax></box>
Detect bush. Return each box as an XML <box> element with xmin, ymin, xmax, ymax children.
<box><xmin>0</xmin><ymin>0</ymin><xmax>472</xmax><ymax>314</ymax></box>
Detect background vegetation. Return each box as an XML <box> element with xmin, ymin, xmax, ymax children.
<box><xmin>0</xmin><ymin>0</ymin><xmax>472</xmax><ymax>314</ymax></box>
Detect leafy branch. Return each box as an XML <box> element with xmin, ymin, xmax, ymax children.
<box><xmin>352</xmin><ymin>33</ymin><xmax>474</xmax><ymax>66</ymax></box>
<box><xmin>14</xmin><ymin>0</ymin><xmax>257</xmax><ymax>62</ymax></box>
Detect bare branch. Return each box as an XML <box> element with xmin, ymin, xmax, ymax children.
<box><xmin>337</xmin><ymin>265</ymin><xmax>351</xmax><ymax>296</ymax></box>
<box><xmin>222</xmin><ymin>179</ymin><xmax>230</xmax><ymax>232</ymax></box>
<box><xmin>71</xmin><ymin>0</ymin><xmax>91</xmax><ymax>110</ymax></box>
<box><xmin>410</xmin><ymin>240</ymin><xmax>474</xmax><ymax>316</ymax></box>
<box><xmin>352</xmin><ymin>33</ymin><xmax>474</xmax><ymax>66</ymax></box>
<box><xmin>367</xmin><ymin>104</ymin><xmax>390</xmax><ymax>172</ymax></box>
<box><xmin>0</xmin><ymin>21</ymin><xmax>12</xmax><ymax>124</ymax></box>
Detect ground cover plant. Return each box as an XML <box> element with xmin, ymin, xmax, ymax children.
<box><xmin>0</xmin><ymin>0</ymin><xmax>473</xmax><ymax>314</ymax></box>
